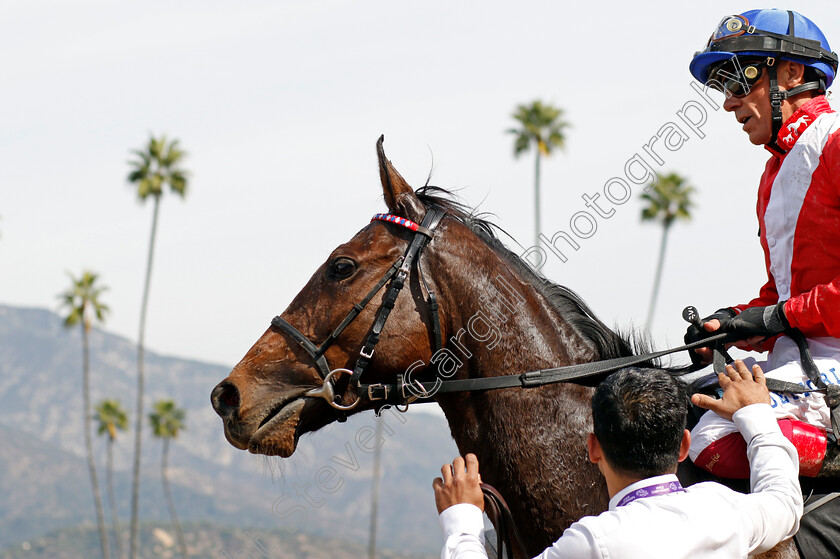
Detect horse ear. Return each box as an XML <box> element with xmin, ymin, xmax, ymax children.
<box><xmin>377</xmin><ymin>135</ymin><xmax>425</xmax><ymax>222</ymax></box>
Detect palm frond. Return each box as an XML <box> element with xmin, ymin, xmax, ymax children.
<box><xmin>94</xmin><ymin>399</ymin><xmax>129</xmax><ymax>441</ymax></box>
<box><xmin>57</xmin><ymin>270</ymin><xmax>108</xmax><ymax>330</ymax></box>
<box><xmin>127</xmin><ymin>135</ymin><xmax>190</xmax><ymax>202</ymax></box>
<box><xmin>508</xmin><ymin>100</ymin><xmax>569</xmax><ymax>158</ymax></box>
<box><xmin>149</xmin><ymin>399</ymin><xmax>187</xmax><ymax>439</ymax></box>
<box><xmin>639</xmin><ymin>172</ymin><xmax>695</xmax><ymax>225</ymax></box>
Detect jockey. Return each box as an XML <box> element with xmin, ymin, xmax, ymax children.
<box><xmin>685</xmin><ymin>8</ymin><xmax>840</xmax><ymax>481</ymax></box>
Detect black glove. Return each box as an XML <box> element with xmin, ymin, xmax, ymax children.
<box><xmin>717</xmin><ymin>302</ymin><xmax>790</xmax><ymax>339</ymax></box>
<box><xmin>684</xmin><ymin>308</ymin><xmax>737</xmax><ymax>367</ymax></box>
<box><xmin>684</xmin><ymin>307</ymin><xmax>737</xmax><ymax>345</ymax></box>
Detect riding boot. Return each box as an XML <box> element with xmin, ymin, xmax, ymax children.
<box><xmin>818</xmin><ymin>438</ymin><xmax>840</xmax><ymax>478</ymax></box>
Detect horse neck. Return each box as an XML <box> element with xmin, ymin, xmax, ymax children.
<box><xmin>429</xmin><ymin>239</ymin><xmax>597</xmax><ymax>432</ymax></box>
<box><xmin>428</xmin><ymin>237</ymin><xmax>608</xmax><ymax>544</ymax></box>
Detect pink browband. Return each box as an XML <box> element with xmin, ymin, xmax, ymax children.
<box><xmin>371</xmin><ymin>213</ymin><xmax>422</xmax><ymax>232</ymax></box>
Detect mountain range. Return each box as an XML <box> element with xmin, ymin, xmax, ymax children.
<box><xmin>0</xmin><ymin>304</ymin><xmax>460</xmax><ymax>556</ymax></box>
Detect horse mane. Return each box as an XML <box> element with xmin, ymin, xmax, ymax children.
<box><xmin>415</xmin><ymin>185</ymin><xmax>653</xmax><ymax>366</ymax></box>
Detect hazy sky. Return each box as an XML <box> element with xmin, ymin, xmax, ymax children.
<box><xmin>3</xmin><ymin>0</ymin><xmax>838</xmax><ymax>370</ymax></box>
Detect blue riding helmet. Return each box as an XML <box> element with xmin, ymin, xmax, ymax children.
<box><xmin>690</xmin><ymin>9</ymin><xmax>837</xmax><ymax>88</ymax></box>
<box><xmin>690</xmin><ymin>9</ymin><xmax>838</xmax><ymax>154</ymax></box>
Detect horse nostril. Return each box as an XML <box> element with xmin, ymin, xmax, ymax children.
<box><xmin>221</xmin><ymin>388</ymin><xmax>239</xmax><ymax>407</ymax></box>
<box><xmin>211</xmin><ymin>381</ymin><xmax>240</xmax><ymax>417</ymax></box>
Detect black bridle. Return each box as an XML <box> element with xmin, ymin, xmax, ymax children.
<box><xmin>271</xmin><ymin>209</ymin><xmax>445</xmax><ymax>411</ymax></box>
<box><xmin>271</xmin><ymin>209</ymin><xmax>825</xmax><ymax>414</ymax></box>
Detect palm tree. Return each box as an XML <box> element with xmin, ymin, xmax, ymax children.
<box><xmin>58</xmin><ymin>271</ymin><xmax>111</xmax><ymax>559</ymax></box>
<box><xmin>126</xmin><ymin>136</ymin><xmax>188</xmax><ymax>559</ymax></box>
<box><xmin>149</xmin><ymin>400</ymin><xmax>188</xmax><ymax>559</ymax></box>
<box><xmin>95</xmin><ymin>399</ymin><xmax>129</xmax><ymax>559</ymax></box>
<box><xmin>640</xmin><ymin>172</ymin><xmax>694</xmax><ymax>329</ymax></box>
<box><xmin>508</xmin><ymin>101</ymin><xmax>569</xmax><ymax>248</ymax></box>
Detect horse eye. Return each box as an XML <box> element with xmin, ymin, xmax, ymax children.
<box><xmin>327</xmin><ymin>257</ymin><xmax>357</xmax><ymax>280</ymax></box>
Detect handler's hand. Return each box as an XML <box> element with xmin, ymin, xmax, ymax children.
<box><xmin>433</xmin><ymin>454</ymin><xmax>484</xmax><ymax>514</ymax></box>
<box><xmin>690</xmin><ymin>360</ymin><xmax>772</xmax><ymax>421</ymax></box>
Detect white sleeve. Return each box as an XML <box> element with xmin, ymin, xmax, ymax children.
<box><xmin>439</xmin><ymin>504</ymin><xmax>488</xmax><ymax>559</ymax></box>
<box><xmin>732</xmin><ymin>403</ymin><xmax>804</xmax><ymax>555</ymax></box>
<box><xmin>439</xmin><ymin>504</ymin><xmax>601</xmax><ymax>559</ymax></box>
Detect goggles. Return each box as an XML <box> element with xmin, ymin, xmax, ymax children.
<box><xmin>708</xmin><ymin>15</ymin><xmax>753</xmax><ymax>44</ymax></box>
<box><xmin>706</xmin><ymin>57</ymin><xmax>769</xmax><ymax>97</ymax></box>
<box><xmin>700</xmin><ymin>13</ymin><xmax>837</xmax><ymax>68</ymax></box>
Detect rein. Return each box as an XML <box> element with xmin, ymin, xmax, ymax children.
<box><xmin>271</xmin><ymin>210</ymin><xmax>825</xmax><ymax>413</ymax></box>
<box><xmin>481</xmin><ymin>483</ymin><xmax>528</xmax><ymax>559</ymax></box>
<box><xmin>358</xmin><ymin>332</ymin><xmax>823</xmax><ymax>406</ymax></box>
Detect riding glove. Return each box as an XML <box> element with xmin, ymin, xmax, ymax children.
<box><xmin>717</xmin><ymin>302</ymin><xmax>790</xmax><ymax>338</ymax></box>
<box><xmin>684</xmin><ymin>307</ymin><xmax>737</xmax><ymax>345</ymax></box>
<box><xmin>684</xmin><ymin>308</ymin><xmax>737</xmax><ymax>366</ymax></box>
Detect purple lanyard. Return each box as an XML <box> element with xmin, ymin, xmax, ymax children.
<box><xmin>617</xmin><ymin>480</ymin><xmax>685</xmax><ymax>507</ymax></box>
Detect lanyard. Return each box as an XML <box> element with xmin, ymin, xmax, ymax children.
<box><xmin>617</xmin><ymin>480</ymin><xmax>685</xmax><ymax>508</ymax></box>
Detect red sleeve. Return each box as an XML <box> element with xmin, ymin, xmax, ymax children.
<box><xmin>733</xmin><ymin>276</ymin><xmax>780</xmax><ymax>314</ymax></box>
<box><xmin>784</xmin><ymin>279</ymin><xmax>840</xmax><ymax>337</ymax></box>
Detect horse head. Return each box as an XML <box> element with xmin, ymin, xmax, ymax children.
<box><xmin>211</xmin><ymin>137</ymin><xmax>461</xmax><ymax>457</ymax></box>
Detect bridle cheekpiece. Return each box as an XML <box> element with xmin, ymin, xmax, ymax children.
<box><xmin>270</xmin><ymin>210</ymin><xmax>445</xmax><ymax>414</ymax></box>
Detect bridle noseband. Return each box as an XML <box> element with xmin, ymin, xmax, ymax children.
<box><xmin>271</xmin><ymin>209</ymin><xmax>445</xmax><ymax>412</ymax></box>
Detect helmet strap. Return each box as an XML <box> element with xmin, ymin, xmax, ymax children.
<box><xmin>767</xmin><ymin>63</ymin><xmax>787</xmax><ymax>155</ymax></box>
<box><xmin>764</xmin><ymin>62</ymin><xmax>825</xmax><ymax>154</ymax></box>
<box><xmin>783</xmin><ymin>81</ymin><xmax>826</xmax><ymax>98</ymax></box>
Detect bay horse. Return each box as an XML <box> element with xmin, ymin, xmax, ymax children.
<box><xmin>211</xmin><ymin>137</ymin><xmax>798</xmax><ymax>559</ymax></box>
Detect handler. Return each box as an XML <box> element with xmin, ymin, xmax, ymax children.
<box><xmin>433</xmin><ymin>364</ymin><xmax>801</xmax><ymax>558</ymax></box>
<box><xmin>685</xmin><ymin>9</ymin><xmax>840</xmax><ymax>480</ymax></box>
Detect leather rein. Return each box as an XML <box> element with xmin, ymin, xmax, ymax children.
<box><xmin>270</xmin><ymin>210</ymin><xmax>827</xmax><ymax>414</ymax></box>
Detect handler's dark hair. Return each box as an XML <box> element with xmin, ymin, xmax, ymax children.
<box><xmin>592</xmin><ymin>367</ymin><xmax>690</xmax><ymax>478</ymax></box>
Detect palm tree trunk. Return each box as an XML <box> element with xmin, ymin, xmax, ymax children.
<box><xmin>367</xmin><ymin>416</ymin><xmax>384</xmax><ymax>559</ymax></box>
<box><xmin>82</xmin><ymin>324</ymin><xmax>111</xmax><ymax>559</ymax></box>
<box><xmin>534</xmin><ymin>150</ymin><xmax>542</xmax><ymax>249</ymax></box>
<box><xmin>646</xmin><ymin>221</ymin><xmax>672</xmax><ymax>330</ymax></box>
<box><xmin>129</xmin><ymin>194</ymin><xmax>161</xmax><ymax>559</ymax></box>
<box><xmin>107</xmin><ymin>439</ymin><xmax>123</xmax><ymax>559</ymax></box>
<box><xmin>161</xmin><ymin>439</ymin><xmax>188</xmax><ymax>559</ymax></box>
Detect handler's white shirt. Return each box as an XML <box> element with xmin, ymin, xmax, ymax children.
<box><xmin>439</xmin><ymin>404</ymin><xmax>802</xmax><ymax>559</ymax></box>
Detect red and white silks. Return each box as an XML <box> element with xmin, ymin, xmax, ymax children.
<box><xmin>690</xmin><ymin>96</ymin><xmax>840</xmax><ymax>477</ymax></box>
